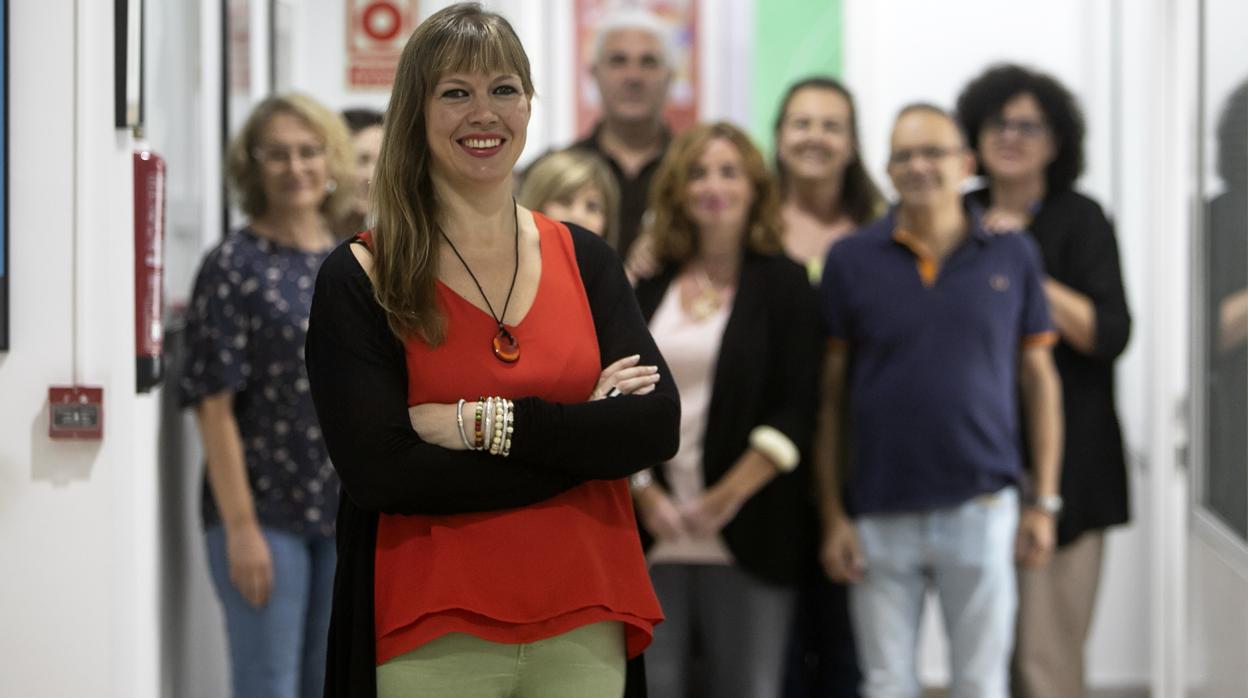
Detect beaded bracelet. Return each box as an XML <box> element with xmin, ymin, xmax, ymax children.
<box><xmin>490</xmin><ymin>397</ymin><xmax>506</xmax><ymax>455</ymax></box>
<box><xmin>501</xmin><ymin>399</ymin><xmax>514</xmax><ymax>457</ymax></box>
<box><xmin>463</xmin><ymin>396</ymin><xmax>516</xmax><ymax>457</ymax></box>
<box><xmin>474</xmin><ymin>397</ymin><xmax>485</xmax><ymax>450</ymax></box>
<box><xmin>494</xmin><ymin>399</ymin><xmax>504</xmax><ymax>454</ymax></box>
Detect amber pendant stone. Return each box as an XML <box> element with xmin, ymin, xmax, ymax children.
<box><xmin>492</xmin><ymin>328</ymin><xmax>520</xmax><ymax>363</ymax></box>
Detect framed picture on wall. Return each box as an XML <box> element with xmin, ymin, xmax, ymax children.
<box><xmin>115</xmin><ymin>0</ymin><xmax>142</xmax><ymax>129</ymax></box>
<box><xmin>1</xmin><ymin>0</ymin><xmax>9</xmax><ymax>350</ymax></box>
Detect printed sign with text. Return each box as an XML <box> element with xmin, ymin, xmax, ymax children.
<box><xmin>347</xmin><ymin>0</ymin><xmax>420</xmax><ymax>90</ymax></box>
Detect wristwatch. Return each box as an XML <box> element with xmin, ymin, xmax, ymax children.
<box><xmin>1029</xmin><ymin>494</ymin><xmax>1064</xmax><ymax>516</ymax></box>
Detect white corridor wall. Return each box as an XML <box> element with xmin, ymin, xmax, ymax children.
<box><xmin>0</xmin><ymin>0</ymin><xmax>1211</xmax><ymax>695</ymax></box>
<box><xmin>0</xmin><ymin>1</ymin><xmax>161</xmax><ymax>697</ymax></box>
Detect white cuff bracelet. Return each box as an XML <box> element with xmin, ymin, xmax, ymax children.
<box><xmin>748</xmin><ymin>425</ymin><xmax>800</xmax><ymax>473</ymax></box>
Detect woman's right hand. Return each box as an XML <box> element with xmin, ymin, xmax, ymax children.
<box><xmin>820</xmin><ymin>514</ymin><xmax>865</xmax><ymax>584</ymax></box>
<box><xmin>590</xmin><ymin>354</ymin><xmax>660</xmax><ymax>400</ymax></box>
<box><xmin>635</xmin><ymin>485</ymin><xmax>687</xmax><ymax>541</ymax></box>
<box><xmin>226</xmin><ymin>524</ymin><xmax>274</xmax><ymax>609</ymax></box>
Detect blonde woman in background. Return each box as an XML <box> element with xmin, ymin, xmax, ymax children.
<box><xmin>518</xmin><ymin>148</ymin><xmax>621</xmax><ymax>248</ymax></box>
<box><xmin>180</xmin><ymin>93</ymin><xmax>354</xmax><ymax>698</ymax></box>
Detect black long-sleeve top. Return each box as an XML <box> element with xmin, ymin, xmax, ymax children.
<box><xmin>305</xmin><ymin>222</ymin><xmax>679</xmax><ymax>697</ymax></box>
<box><xmin>633</xmin><ymin>251</ymin><xmax>823</xmax><ymax>585</ymax></box>
<box><xmin>970</xmin><ymin>188</ymin><xmax>1133</xmax><ymax>546</ymax></box>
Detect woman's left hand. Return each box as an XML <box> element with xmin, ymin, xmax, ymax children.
<box><xmin>680</xmin><ymin>449</ymin><xmax>779</xmax><ymax>535</ymax></box>
<box><xmin>408</xmin><ymin>403</ymin><xmax>468</xmax><ymax>450</ymax></box>
<box><xmin>589</xmin><ymin>354</ymin><xmax>660</xmax><ymax>401</ymax></box>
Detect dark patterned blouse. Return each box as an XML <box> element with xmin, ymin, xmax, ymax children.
<box><xmin>180</xmin><ymin>228</ymin><xmax>338</xmax><ymax>538</ymax></box>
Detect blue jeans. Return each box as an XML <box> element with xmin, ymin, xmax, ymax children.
<box><xmin>205</xmin><ymin>525</ymin><xmax>336</xmax><ymax>698</ymax></box>
<box><xmin>849</xmin><ymin>488</ymin><xmax>1018</xmax><ymax>698</ymax></box>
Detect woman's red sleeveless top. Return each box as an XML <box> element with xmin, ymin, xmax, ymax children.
<box><xmin>362</xmin><ymin>214</ymin><xmax>661</xmax><ymax>664</ymax></box>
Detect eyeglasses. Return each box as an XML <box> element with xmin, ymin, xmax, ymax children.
<box><xmin>888</xmin><ymin>145</ymin><xmax>963</xmax><ymax>166</ymax></box>
<box><xmin>251</xmin><ymin>144</ymin><xmax>326</xmax><ymax>166</ymax></box>
<box><xmin>984</xmin><ymin>116</ymin><xmax>1049</xmax><ymax>139</ymax></box>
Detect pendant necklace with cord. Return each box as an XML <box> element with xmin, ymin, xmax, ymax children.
<box><xmin>440</xmin><ymin>199</ymin><xmax>522</xmax><ymax>363</ymax></box>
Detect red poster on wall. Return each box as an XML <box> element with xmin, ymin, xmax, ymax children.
<box><xmin>574</xmin><ymin>0</ymin><xmax>700</xmax><ymax>137</ymax></box>
<box><xmin>346</xmin><ymin>0</ymin><xmax>420</xmax><ymax>90</ymax></box>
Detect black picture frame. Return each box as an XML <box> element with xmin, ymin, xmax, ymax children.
<box><xmin>1</xmin><ymin>0</ymin><xmax>9</xmax><ymax>351</ymax></box>
<box><xmin>115</xmin><ymin>0</ymin><xmax>143</xmax><ymax>129</ymax></box>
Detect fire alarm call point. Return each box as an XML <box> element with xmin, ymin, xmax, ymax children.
<box><xmin>48</xmin><ymin>386</ymin><xmax>104</xmax><ymax>440</ymax></box>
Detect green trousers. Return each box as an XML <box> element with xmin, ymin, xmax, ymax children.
<box><xmin>377</xmin><ymin>621</ymin><xmax>626</xmax><ymax>697</ymax></box>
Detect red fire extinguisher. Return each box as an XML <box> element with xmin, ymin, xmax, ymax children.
<box><xmin>134</xmin><ymin>132</ymin><xmax>166</xmax><ymax>393</ymax></box>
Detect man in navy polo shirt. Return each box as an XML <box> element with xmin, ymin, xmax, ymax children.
<box><xmin>814</xmin><ymin>104</ymin><xmax>1063</xmax><ymax>698</ymax></box>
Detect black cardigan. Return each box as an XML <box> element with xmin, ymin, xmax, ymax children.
<box><xmin>633</xmin><ymin>251</ymin><xmax>822</xmax><ymax>586</ymax></box>
<box><xmin>970</xmin><ymin>188</ymin><xmax>1132</xmax><ymax>545</ymax></box>
<box><xmin>305</xmin><ymin>222</ymin><xmax>680</xmax><ymax>697</ymax></box>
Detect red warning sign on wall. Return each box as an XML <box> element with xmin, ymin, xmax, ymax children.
<box><xmin>346</xmin><ymin>0</ymin><xmax>419</xmax><ymax>89</ymax></box>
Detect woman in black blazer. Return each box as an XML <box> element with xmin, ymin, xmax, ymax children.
<box><xmin>630</xmin><ymin>122</ymin><xmax>823</xmax><ymax>698</ymax></box>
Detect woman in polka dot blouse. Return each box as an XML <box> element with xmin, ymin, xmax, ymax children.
<box><xmin>179</xmin><ymin>93</ymin><xmax>355</xmax><ymax>698</ymax></box>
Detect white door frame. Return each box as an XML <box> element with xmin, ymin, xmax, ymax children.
<box><xmin>1143</xmin><ymin>0</ymin><xmax>1198</xmax><ymax>695</ymax></box>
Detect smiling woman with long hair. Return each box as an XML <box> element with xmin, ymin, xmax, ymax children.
<box><xmin>770</xmin><ymin>77</ymin><xmax>885</xmax><ymax>698</ymax></box>
<box><xmin>631</xmin><ymin>122</ymin><xmax>822</xmax><ymax>698</ymax></box>
<box><xmin>303</xmin><ymin>4</ymin><xmax>679</xmax><ymax>697</ymax></box>
<box><xmin>773</xmin><ymin>77</ymin><xmax>883</xmax><ymax>282</ymax></box>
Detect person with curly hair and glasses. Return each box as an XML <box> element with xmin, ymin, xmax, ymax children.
<box><xmin>957</xmin><ymin>63</ymin><xmax>1132</xmax><ymax>698</ymax></box>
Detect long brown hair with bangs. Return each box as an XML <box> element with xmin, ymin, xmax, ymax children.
<box><xmin>647</xmin><ymin>122</ymin><xmax>784</xmax><ymax>264</ymax></box>
<box><xmin>369</xmin><ymin>2</ymin><xmax>534</xmax><ymax>344</ymax></box>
